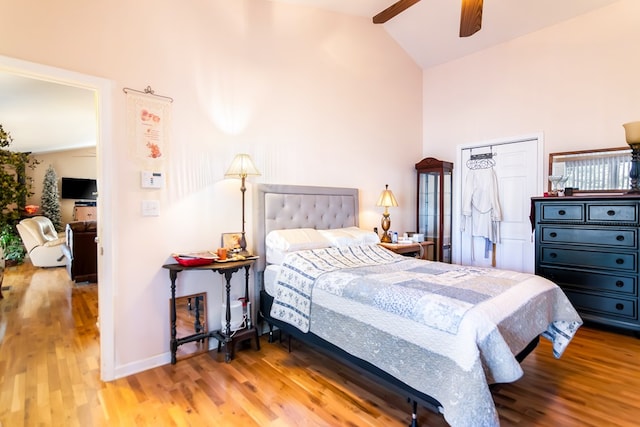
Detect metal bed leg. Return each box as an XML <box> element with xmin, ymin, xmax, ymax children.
<box><xmin>408</xmin><ymin>399</ymin><xmax>419</xmax><ymax>427</ymax></box>
<box><xmin>266</xmin><ymin>321</ymin><xmax>275</xmax><ymax>343</ymax></box>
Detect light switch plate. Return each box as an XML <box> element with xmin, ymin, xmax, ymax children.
<box><xmin>141</xmin><ymin>200</ymin><xmax>160</xmax><ymax>216</ymax></box>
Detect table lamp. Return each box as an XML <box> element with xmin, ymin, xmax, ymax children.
<box><xmin>376</xmin><ymin>184</ymin><xmax>398</xmax><ymax>243</ymax></box>
<box><xmin>623</xmin><ymin>121</ymin><xmax>640</xmax><ymax>194</ymax></box>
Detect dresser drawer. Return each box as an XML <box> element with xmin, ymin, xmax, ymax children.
<box><xmin>538</xmin><ymin>267</ymin><xmax>637</xmax><ymax>296</ymax></box>
<box><xmin>540</xmin><ymin>226</ymin><xmax>637</xmax><ymax>248</ymax></box>
<box><xmin>540</xmin><ymin>204</ymin><xmax>583</xmax><ymax>221</ymax></box>
<box><xmin>587</xmin><ymin>203</ymin><xmax>638</xmax><ymax>223</ymax></box>
<box><xmin>540</xmin><ymin>247</ymin><xmax>637</xmax><ymax>272</ymax></box>
<box><xmin>565</xmin><ymin>290</ymin><xmax>637</xmax><ymax>320</ymax></box>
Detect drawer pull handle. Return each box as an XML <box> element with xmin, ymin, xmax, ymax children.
<box><xmin>549</xmin><ymin>253</ymin><xmax>557</xmax><ymax>259</ymax></box>
<box><xmin>616</xmin><ymin>303</ymin><xmax>624</xmax><ymax>311</ymax></box>
<box><xmin>549</xmin><ymin>232</ymin><xmax>557</xmax><ymax>238</ymax></box>
<box><xmin>616</xmin><ymin>235</ymin><xmax>625</xmax><ymax>241</ymax></box>
<box><xmin>616</xmin><ymin>258</ymin><xmax>624</xmax><ymax>265</ymax></box>
<box><xmin>616</xmin><ymin>280</ymin><xmax>624</xmax><ymax>288</ymax></box>
<box><xmin>558</xmin><ymin>210</ymin><xmax>566</xmax><ymax>216</ymax></box>
<box><xmin>607</xmin><ymin>210</ymin><xmax>616</xmax><ymax>216</ymax></box>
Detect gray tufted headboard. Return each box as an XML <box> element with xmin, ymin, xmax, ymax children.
<box><xmin>252</xmin><ymin>184</ymin><xmax>359</xmax><ymax>274</ymax></box>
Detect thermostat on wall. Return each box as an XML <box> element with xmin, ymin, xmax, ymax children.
<box><xmin>141</xmin><ymin>171</ymin><xmax>164</xmax><ymax>189</ymax></box>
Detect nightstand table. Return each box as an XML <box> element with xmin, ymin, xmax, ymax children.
<box><xmin>162</xmin><ymin>258</ymin><xmax>260</xmax><ymax>364</ymax></box>
<box><xmin>379</xmin><ymin>241</ymin><xmax>434</xmax><ymax>260</ymax></box>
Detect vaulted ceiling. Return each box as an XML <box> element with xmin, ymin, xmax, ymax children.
<box><xmin>1</xmin><ymin>0</ymin><xmax>621</xmax><ymax>153</ymax></box>
<box><xmin>271</xmin><ymin>0</ymin><xmax>620</xmax><ymax>68</ymax></box>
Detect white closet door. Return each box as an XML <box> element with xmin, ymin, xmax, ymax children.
<box><xmin>459</xmin><ymin>138</ymin><xmax>539</xmax><ymax>273</ymax></box>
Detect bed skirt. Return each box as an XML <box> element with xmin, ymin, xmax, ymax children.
<box><xmin>259</xmin><ymin>289</ymin><xmax>540</xmax><ymax>417</ymax></box>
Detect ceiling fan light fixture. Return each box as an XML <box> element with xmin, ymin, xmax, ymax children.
<box><xmin>373</xmin><ymin>0</ymin><xmax>421</xmax><ymax>24</ymax></box>
<box><xmin>460</xmin><ymin>0</ymin><xmax>483</xmax><ymax>37</ymax></box>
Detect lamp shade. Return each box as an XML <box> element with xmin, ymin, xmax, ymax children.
<box><xmin>376</xmin><ymin>184</ymin><xmax>398</xmax><ymax>208</ymax></box>
<box><xmin>224</xmin><ymin>154</ymin><xmax>261</xmax><ymax>178</ymax></box>
<box><xmin>623</xmin><ymin>121</ymin><xmax>640</xmax><ymax>144</ymax></box>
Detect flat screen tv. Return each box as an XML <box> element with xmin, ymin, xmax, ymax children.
<box><xmin>61</xmin><ymin>177</ymin><xmax>97</xmax><ymax>200</ymax></box>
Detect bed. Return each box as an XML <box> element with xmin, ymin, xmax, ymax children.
<box><xmin>252</xmin><ymin>184</ymin><xmax>582</xmax><ymax>427</ymax></box>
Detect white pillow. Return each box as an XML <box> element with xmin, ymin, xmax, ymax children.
<box><xmin>318</xmin><ymin>227</ymin><xmax>380</xmax><ymax>247</ymax></box>
<box><xmin>265</xmin><ymin>228</ymin><xmax>331</xmax><ymax>265</ymax></box>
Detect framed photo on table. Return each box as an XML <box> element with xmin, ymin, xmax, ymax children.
<box><xmin>221</xmin><ymin>232</ymin><xmax>242</xmax><ymax>250</ymax></box>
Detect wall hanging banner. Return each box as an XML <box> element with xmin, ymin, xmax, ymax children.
<box><xmin>124</xmin><ymin>86</ymin><xmax>172</xmax><ymax>164</ymax></box>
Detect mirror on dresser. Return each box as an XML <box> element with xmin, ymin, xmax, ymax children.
<box><xmin>173</xmin><ymin>293</ymin><xmax>209</xmax><ymax>359</ymax></box>
<box><xmin>549</xmin><ymin>147</ymin><xmax>631</xmax><ymax>194</ymax></box>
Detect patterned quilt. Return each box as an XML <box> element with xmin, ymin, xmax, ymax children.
<box><xmin>269</xmin><ymin>245</ymin><xmax>582</xmax><ymax>426</ymax></box>
<box><xmin>270</xmin><ymin>245</ymin><xmax>397</xmax><ymax>332</ymax></box>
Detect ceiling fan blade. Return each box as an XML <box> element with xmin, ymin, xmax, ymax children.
<box><xmin>373</xmin><ymin>0</ymin><xmax>421</xmax><ymax>24</ymax></box>
<box><xmin>460</xmin><ymin>0</ymin><xmax>483</xmax><ymax>37</ymax></box>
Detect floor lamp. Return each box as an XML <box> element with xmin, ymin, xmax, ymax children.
<box><xmin>225</xmin><ymin>154</ymin><xmax>261</xmax><ymax>256</ymax></box>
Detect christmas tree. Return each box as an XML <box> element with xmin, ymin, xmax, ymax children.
<box><xmin>41</xmin><ymin>165</ymin><xmax>62</xmax><ymax>232</ymax></box>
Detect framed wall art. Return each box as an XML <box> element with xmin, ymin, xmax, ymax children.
<box><xmin>221</xmin><ymin>232</ymin><xmax>242</xmax><ymax>250</ymax></box>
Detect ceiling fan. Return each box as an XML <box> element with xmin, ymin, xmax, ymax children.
<box><xmin>373</xmin><ymin>0</ymin><xmax>484</xmax><ymax>38</ymax></box>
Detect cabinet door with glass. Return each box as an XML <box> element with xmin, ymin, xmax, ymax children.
<box><xmin>415</xmin><ymin>157</ymin><xmax>453</xmax><ymax>263</ymax></box>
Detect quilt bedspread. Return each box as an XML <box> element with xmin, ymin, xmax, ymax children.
<box><xmin>270</xmin><ymin>245</ymin><xmax>397</xmax><ymax>332</ymax></box>
<box><xmin>269</xmin><ymin>245</ymin><xmax>582</xmax><ymax>426</ymax></box>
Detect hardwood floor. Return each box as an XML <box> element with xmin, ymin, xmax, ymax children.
<box><xmin>1</xmin><ymin>261</ymin><xmax>640</xmax><ymax>426</ymax></box>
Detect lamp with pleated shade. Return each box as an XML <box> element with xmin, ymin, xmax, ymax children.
<box><xmin>376</xmin><ymin>184</ymin><xmax>398</xmax><ymax>243</ymax></box>
<box><xmin>623</xmin><ymin>121</ymin><xmax>640</xmax><ymax>194</ymax></box>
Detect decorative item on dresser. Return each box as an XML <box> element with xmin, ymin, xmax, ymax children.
<box><xmin>415</xmin><ymin>157</ymin><xmax>453</xmax><ymax>262</ymax></box>
<box><xmin>532</xmin><ymin>196</ymin><xmax>640</xmax><ymax>334</ymax></box>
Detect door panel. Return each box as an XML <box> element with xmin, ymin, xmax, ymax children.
<box><xmin>459</xmin><ymin>138</ymin><xmax>538</xmax><ymax>273</ymax></box>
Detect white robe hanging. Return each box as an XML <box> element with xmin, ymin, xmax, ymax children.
<box><xmin>461</xmin><ymin>168</ymin><xmax>502</xmax><ymax>257</ymax></box>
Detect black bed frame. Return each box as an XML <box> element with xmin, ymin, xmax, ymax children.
<box><xmin>259</xmin><ymin>289</ymin><xmax>540</xmax><ymax>427</ymax></box>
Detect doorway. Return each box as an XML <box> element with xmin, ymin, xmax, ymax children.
<box><xmin>454</xmin><ymin>134</ymin><xmax>543</xmax><ymax>273</ymax></box>
<box><xmin>0</xmin><ymin>54</ymin><xmax>115</xmax><ymax>380</ymax></box>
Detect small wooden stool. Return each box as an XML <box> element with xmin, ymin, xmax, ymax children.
<box><xmin>217</xmin><ymin>326</ymin><xmax>260</xmax><ymax>361</ymax></box>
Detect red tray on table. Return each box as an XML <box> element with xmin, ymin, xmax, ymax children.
<box><xmin>172</xmin><ymin>251</ymin><xmax>218</xmax><ymax>266</ymax></box>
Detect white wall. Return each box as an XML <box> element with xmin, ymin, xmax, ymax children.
<box><xmin>422</xmin><ymin>0</ymin><xmax>640</xmax><ymax>177</ymax></box>
<box><xmin>1</xmin><ymin>0</ymin><xmax>422</xmax><ymax>377</ymax></box>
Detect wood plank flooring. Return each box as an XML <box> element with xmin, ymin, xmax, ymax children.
<box><xmin>1</xmin><ymin>260</ymin><xmax>640</xmax><ymax>426</ymax></box>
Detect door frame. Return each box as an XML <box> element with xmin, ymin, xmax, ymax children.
<box><xmin>0</xmin><ymin>54</ymin><xmax>116</xmax><ymax>381</ymax></box>
<box><xmin>453</xmin><ymin>132</ymin><xmax>544</xmax><ymax>267</ymax></box>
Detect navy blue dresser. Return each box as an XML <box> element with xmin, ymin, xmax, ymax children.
<box><xmin>532</xmin><ymin>196</ymin><xmax>640</xmax><ymax>333</ymax></box>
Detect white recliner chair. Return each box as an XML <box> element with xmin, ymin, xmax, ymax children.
<box><xmin>16</xmin><ymin>216</ymin><xmax>67</xmax><ymax>267</ymax></box>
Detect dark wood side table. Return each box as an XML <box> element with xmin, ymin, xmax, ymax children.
<box><xmin>162</xmin><ymin>258</ymin><xmax>260</xmax><ymax>364</ymax></box>
<box><xmin>379</xmin><ymin>241</ymin><xmax>435</xmax><ymax>260</ymax></box>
